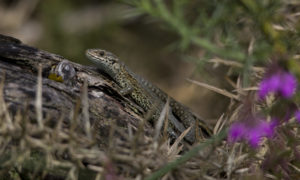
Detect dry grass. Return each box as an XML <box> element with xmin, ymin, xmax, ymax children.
<box><xmin>0</xmin><ymin>62</ymin><xmax>299</xmax><ymax>180</ymax></box>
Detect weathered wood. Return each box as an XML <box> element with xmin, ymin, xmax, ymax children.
<box><xmin>0</xmin><ymin>34</ymin><xmax>151</xmax><ymax>149</ymax></box>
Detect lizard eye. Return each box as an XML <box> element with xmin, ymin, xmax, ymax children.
<box><xmin>99</xmin><ymin>51</ymin><xmax>105</xmax><ymax>56</ymax></box>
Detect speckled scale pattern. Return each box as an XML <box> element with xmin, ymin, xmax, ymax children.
<box><xmin>115</xmin><ymin>68</ymin><xmax>153</xmax><ymax>112</ymax></box>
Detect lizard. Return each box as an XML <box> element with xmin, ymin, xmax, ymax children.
<box><xmin>85</xmin><ymin>49</ymin><xmax>212</xmax><ymax>143</ymax></box>
<box><xmin>46</xmin><ymin>51</ymin><xmax>188</xmax><ymax>141</ymax></box>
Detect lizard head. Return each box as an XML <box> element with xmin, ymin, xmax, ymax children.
<box><xmin>86</xmin><ymin>49</ymin><xmax>122</xmax><ymax>76</ymax></box>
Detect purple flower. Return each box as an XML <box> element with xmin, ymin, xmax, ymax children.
<box><xmin>228</xmin><ymin>123</ymin><xmax>245</xmax><ymax>142</ymax></box>
<box><xmin>258</xmin><ymin>71</ymin><xmax>297</xmax><ymax>100</ymax></box>
<box><xmin>228</xmin><ymin>119</ymin><xmax>278</xmax><ymax>148</ymax></box>
<box><xmin>295</xmin><ymin>110</ymin><xmax>300</xmax><ymax>123</ymax></box>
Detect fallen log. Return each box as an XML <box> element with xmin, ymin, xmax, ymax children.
<box><xmin>0</xmin><ymin>34</ymin><xmax>150</xmax><ymax>149</ymax></box>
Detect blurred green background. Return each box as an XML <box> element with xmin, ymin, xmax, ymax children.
<box><xmin>1</xmin><ymin>0</ymin><xmax>298</xmax><ymax>122</ymax></box>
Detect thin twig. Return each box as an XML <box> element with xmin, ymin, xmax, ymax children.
<box><xmin>208</xmin><ymin>58</ymin><xmax>264</xmax><ymax>73</ymax></box>
<box><xmin>35</xmin><ymin>64</ymin><xmax>43</xmax><ymax>129</ymax></box>
<box><xmin>187</xmin><ymin>78</ymin><xmax>240</xmax><ymax>101</ymax></box>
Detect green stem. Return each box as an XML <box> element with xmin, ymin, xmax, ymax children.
<box><xmin>243</xmin><ymin>56</ymin><xmax>253</xmax><ymax>87</ymax></box>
